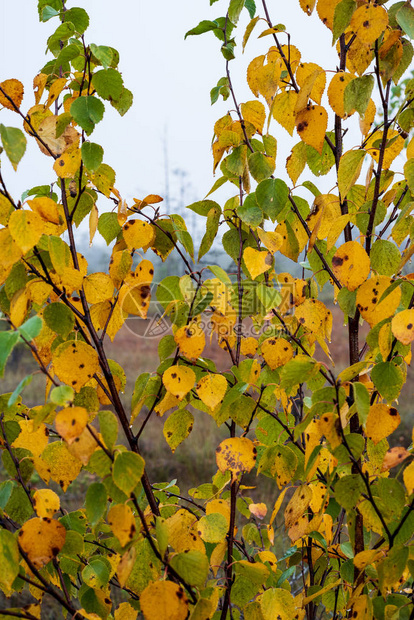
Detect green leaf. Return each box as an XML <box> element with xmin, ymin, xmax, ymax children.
<box><xmin>199</xmin><ymin>206</ymin><xmax>220</xmax><ymax>260</ymax></box>
<box><xmin>185</xmin><ymin>20</ymin><xmax>219</xmax><ymax>39</ymax></box>
<box><xmin>371</xmin><ymin>361</ymin><xmax>404</xmax><ymax>402</ymax></box>
<box><xmin>82</xmin><ymin>558</ymin><xmax>110</xmax><ymax>589</ymax></box>
<box><xmin>0</xmin><ymin>331</ymin><xmax>20</xmax><ymax>378</ymax></box>
<box><xmin>338</xmin><ymin>149</ymin><xmax>365</xmax><ymax>199</ymax></box>
<box><xmin>40</xmin><ymin>6</ymin><xmax>59</xmax><ymax>21</ymax></box>
<box><xmin>197</xmin><ymin>512</ymin><xmax>228</xmax><ymax>543</ymax></box>
<box><xmin>256</xmin><ymin>178</ymin><xmax>289</xmax><ymax>221</ymax></box>
<box><xmin>92</xmin><ymin>69</ymin><xmax>123</xmax><ymax>101</ymax></box>
<box><xmin>248</xmin><ymin>152</ymin><xmax>275</xmax><ymax>182</ymax></box>
<box><xmin>85</xmin><ymin>482</ymin><xmax>107</xmax><ymax>527</ymax></box>
<box><xmin>353</xmin><ymin>382</ymin><xmax>370</xmax><ymax>425</ymax></box>
<box><xmin>208</xmin><ymin>265</ymin><xmax>231</xmax><ymax>284</ymax></box>
<box><xmin>396</xmin><ymin>3</ymin><xmax>414</xmax><ymax>39</ymax></box>
<box><xmin>110</xmin><ymin>87</ymin><xmax>133</xmax><ymax>116</ymax></box>
<box><xmin>81</xmin><ymin>142</ymin><xmax>104</xmax><ymax>172</ymax></box>
<box><xmin>0</xmin><ymin>125</ymin><xmax>27</xmax><ymax>171</ymax></box>
<box><xmin>404</xmin><ymin>158</ymin><xmax>414</xmax><ymax>194</ymax></box>
<box><xmin>187</xmin><ymin>199</ymin><xmax>221</xmax><ymax>216</ymax></box>
<box><xmin>306</xmin><ymin>132</ymin><xmax>336</xmax><ymax>176</ymax></box>
<box><xmin>344</xmin><ymin>75</ymin><xmax>374</xmax><ymax>116</ymax></box>
<box><xmin>43</xmin><ymin>302</ymin><xmax>75</xmax><ymax>338</ymax></box>
<box><xmin>0</xmin><ymin>529</ymin><xmax>19</xmax><ymax>594</ymax></box>
<box><xmin>257</xmin><ymin>283</ymin><xmax>282</xmax><ymax>312</ymax></box>
<box><xmin>98</xmin><ymin>212</ymin><xmax>121</xmax><ymax>245</ymax></box>
<box><xmin>163</xmin><ymin>409</ymin><xmax>194</xmax><ymax>453</ymax></box>
<box><xmin>377</xmin><ymin>546</ymin><xmax>409</xmax><ymax>591</ymax></box>
<box><xmin>170</xmin><ymin>550</ymin><xmax>209</xmax><ymax>587</ymax></box>
<box><xmin>90</xmin><ymin>44</ymin><xmax>115</xmax><ymax>69</ymax></box>
<box><xmin>7</xmin><ymin>375</ymin><xmax>33</xmax><ymax>407</ymax></box>
<box><xmin>245</xmin><ymin>0</ymin><xmax>256</xmax><ymax>18</ymax></box>
<box><xmin>280</xmin><ymin>355</ymin><xmax>318</xmax><ymax>390</ymax></box>
<box><xmin>370</xmin><ymin>239</ymin><xmax>400</xmax><ymax>276</ymax></box>
<box><xmin>47</xmin><ymin>22</ymin><xmax>75</xmax><ymax>55</ymax></box>
<box><xmin>113</xmin><ymin>451</ymin><xmax>145</xmax><ymax>496</ymax></box>
<box><xmin>50</xmin><ymin>385</ymin><xmax>75</xmax><ymax>406</ymax></box>
<box><xmin>237</xmin><ymin>193</ymin><xmax>263</xmax><ymax>227</ymax></box>
<box><xmin>0</xmin><ymin>480</ymin><xmax>14</xmax><ymax>509</ymax></box>
<box><xmin>333</xmin><ymin>0</ymin><xmax>357</xmax><ymax>43</ymax></box>
<box><xmin>70</xmin><ymin>96</ymin><xmax>105</xmax><ymax>136</ymax></box>
<box><xmin>63</xmin><ymin>7</ymin><xmax>89</xmax><ymax>34</ymax></box>
<box><xmin>337</xmin><ymin>286</ymin><xmax>356</xmax><ymax>318</ymax></box>
<box><xmin>98</xmin><ymin>410</ymin><xmax>118</xmax><ymax>451</ymax></box>
<box><xmin>229</xmin><ymin>0</ymin><xmax>245</xmax><ymax>23</ymax></box>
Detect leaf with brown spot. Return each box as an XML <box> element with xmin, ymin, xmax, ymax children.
<box><xmin>19</xmin><ymin>517</ymin><xmax>66</xmax><ymax>568</ymax></box>
<box><xmin>108</xmin><ymin>503</ymin><xmax>136</xmax><ymax>547</ymax></box>
<box><xmin>295</xmin><ymin>104</ymin><xmax>327</xmax><ymax>154</ymax></box>
<box><xmin>216</xmin><ymin>437</ymin><xmax>257</xmax><ymax>481</ymax></box>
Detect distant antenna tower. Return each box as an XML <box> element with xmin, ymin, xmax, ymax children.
<box><xmin>163</xmin><ymin>125</ymin><xmax>170</xmax><ymax>214</ymax></box>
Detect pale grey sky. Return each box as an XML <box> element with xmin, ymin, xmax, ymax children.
<box><xmin>1</xmin><ymin>0</ymin><xmax>341</xmax><ymax>210</ymax></box>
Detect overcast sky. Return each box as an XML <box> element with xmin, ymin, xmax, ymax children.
<box><xmin>1</xmin><ymin>0</ymin><xmax>343</xmax><ymax>211</ymax></box>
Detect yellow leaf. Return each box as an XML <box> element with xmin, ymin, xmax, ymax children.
<box><xmin>286</xmin><ymin>141</ymin><xmax>307</xmax><ymax>184</ymax></box>
<box><xmin>19</xmin><ymin>518</ymin><xmax>66</xmax><ymax>568</ymax></box>
<box><xmin>296</xmin><ymin>62</ymin><xmax>326</xmax><ymax>105</ymax></box>
<box><xmin>259</xmin><ymin>587</ymin><xmax>297</xmax><ymax>619</ymax></box>
<box><xmin>327</xmin><ymin>214</ymin><xmax>351</xmax><ymax>251</ymax></box>
<box><xmin>89</xmin><ymin>204</ymin><xmax>99</xmax><ymax>246</ymax></box>
<box><xmin>241</xmin><ymin>100</ymin><xmax>266</xmax><ymax>134</ymax></box>
<box><xmin>295</xmin><ymin>104</ymin><xmax>327</xmax><ymax>154</ymax></box>
<box><xmin>247</xmin><ymin>55</ymin><xmax>266</xmax><ymax>98</ymax></box>
<box><xmin>53</xmin><ymin>148</ymin><xmax>82</xmax><ymax>179</ymax></box>
<box><xmin>391</xmin><ymin>309</ymin><xmax>414</xmax><ymax>345</ymax></box>
<box><xmin>10</xmin><ymin>288</ymin><xmax>30</xmax><ymax>328</ymax></box>
<box><xmin>0</xmin><ymin>79</ymin><xmax>24</xmax><ymax>111</ymax></box>
<box><xmin>295</xmin><ymin>299</ymin><xmax>332</xmax><ymax>340</ymax></box>
<box><xmin>272</xmin><ymin>90</ymin><xmax>298</xmax><ymax>136</ymax></box>
<box><xmin>33</xmin><ymin>73</ymin><xmax>47</xmax><ymax>105</ymax></box>
<box><xmin>243</xmin><ymin>247</ymin><xmax>273</xmax><ymax>280</ymax></box>
<box><xmin>359</xmin><ymin>98</ymin><xmax>376</xmax><ymax>136</ymax></box>
<box><xmin>155</xmin><ymin>391</ymin><xmax>180</xmax><ymax>417</ymax></box>
<box><xmin>257</xmin><ymin>228</ymin><xmax>282</xmax><ymax>254</ymax></box>
<box><xmin>67</xmin><ymin>426</ymin><xmax>99</xmax><ymax>465</ymax></box>
<box><xmin>163</xmin><ymin>365</ymin><xmax>196</xmax><ymax>400</ymax></box>
<box><xmin>332</xmin><ymin>241</ymin><xmax>370</xmax><ymax>291</ymax></box>
<box><xmin>174</xmin><ymin>321</ymin><xmax>206</xmax><ymax>361</ymax></box>
<box><xmin>40</xmin><ymin>441</ymin><xmax>82</xmax><ymax>491</ymax></box>
<box><xmin>123</xmin><ymin>219</ymin><xmax>155</xmax><ymax>250</ymax></box>
<box><xmin>403</xmin><ymin>461</ymin><xmax>414</xmax><ymax>495</ymax></box>
<box><xmin>8</xmin><ymin>209</ymin><xmax>43</xmax><ymax>254</ymax></box>
<box><xmin>261</xmin><ymin>337</ymin><xmax>293</xmax><ymax>370</ymax></box>
<box><xmin>196</xmin><ymin>373</ymin><xmax>228</xmax><ymax>410</ymax></box>
<box><xmin>33</xmin><ymin>489</ymin><xmax>60</xmax><ymax>518</ymax></box>
<box><xmin>378</xmin><ymin>321</ymin><xmax>392</xmax><ymax>360</ymax></box>
<box><xmin>83</xmin><ymin>272</ymin><xmax>114</xmax><ymax>304</ymax></box>
<box><xmin>109</xmin><ymin>249</ymin><xmax>133</xmax><ymax>288</ymax></box>
<box><xmin>299</xmin><ymin>0</ymin><xmax>316</xmax><ymax>15</ymax></box>
<box><xmin>254</xmin><ymin>50</ymin><xmax>283</xmax><ymax>104</ymax></box>
<box><xmin>166</xmin><ymin>509</ymin><xmax>205</xmax><ymax>553</ymax></box>
<box><xmin>216</xmin><ymin>437</ymin><xmax>257</xmax><ymax>481</ymax></box>
<box><xmin>108</xmin><ymin>504</ymin><xmax>136</xmax><ymax>547</ymax></box>
<box><xmin>140</xmin><ymin>581</ymin><xmax>188</xmax><ymax>620</ymax></box>
<box><xmin>36</xmin><ymin>115</ymin><xmax>80</xmax><ymax>157</ymax></box>
<box><xmin>316</xmin><ymin>0</ymin><xmax>341</xmax><ymax>30</ymax></box>
<box><xmin>53</xmin><ymin>341</ymin><xmax>100</xmax><ymax>392</ymax></box>
<box><xmin>27</xmin><ymin>197</ymin><xmax>63</xmax><ymax>227</ymax></box>
<box><xmin>13</xmin><ymin>419</ymin><xmax>49</xmax><ymax>457</ymax></box>
<box><xmin>350</xmin><ymin>4</ymin><xmax>388</xmax><ymax>44</ymax></box>
<box><xmin>285</xmin><ymin>484</ymin><xmax>312</xmax><ymax>529</ymax></box>
<box><xmin>345</xmin><ymin>34</ymin><xmax>373</xmax><ymax>77</ymax></box>
<box><xmin>365</xmin><ymin>129</ymin><xmax>404</xmax><ymax>170</ymax></box>
<box><xmin>45</xmin><ymin>77</ymin><xmax>67</xmax><ymax>109</ymax></box>
<box><xmin>310</xmin><ymin>481</ymin><xmax>327</xmax><ymax>513</ymax></box>
<box><xmin>240</xmin><ymin>337</ymin><xmax>258</xmax><ymax>357</ymax></box>
<box><xmin>114</xmin><ymin>602</ymin><xmax>138</xmax><ymax>620</ymax></box>
<box><xmin>306</xmin><ymin>194</ymin><xmax>341</xmax><ymax>241</ymax></box>
<box><xmin>381</xmin><ymin>446</ymin><xmax>410</xmax><ymax>472</ymax></box>
<box><xmin>356</xmin><ymin>276</ymin><xmax>401</xmax><ymax>327</ymax></box>
<box><xmin>55</xmin><ymin>406</ymin><xmax>89</xmax><ymax>445</ymax></box>
<box><xmin>249</xmin><ymin>502</ymin><xmax>267</xmax><ymax>519</ymax></box>
<box><xmin>327</xmin><ymin>72</ymin><xmax>355</xmax><ymax>118</ymax></box>
<box><xmin>365</xmin><ymin>404</ymin><xmax>400</xmax><ymax>445</ymax></box>
<box><xmin>206</xmin><ymin>499</ymin><xmax>231</xmax><ymax>525</ymax></box>
<box><xmin>318</xmin><ymin>413</ymin><xmax>342</xmax><ymax>451</ymax></box>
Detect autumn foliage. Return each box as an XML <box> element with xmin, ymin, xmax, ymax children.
<box><xmin>2</xmin><ymin>0</ymin><xmax>414</xmax><ymax>619</ymax></box>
